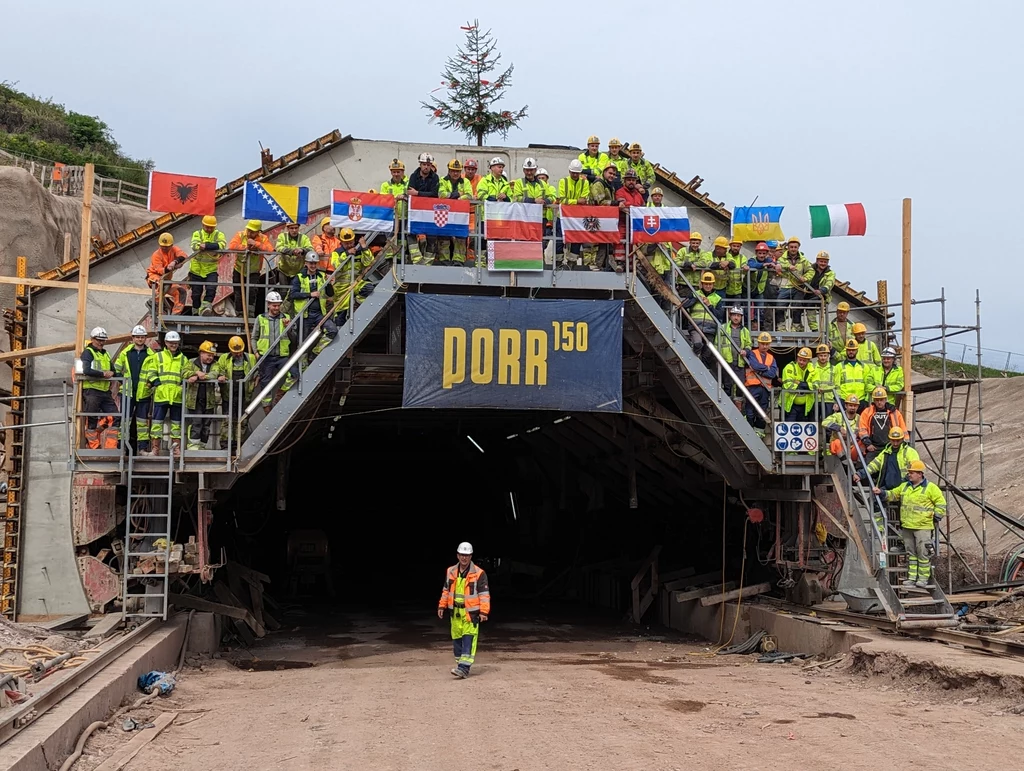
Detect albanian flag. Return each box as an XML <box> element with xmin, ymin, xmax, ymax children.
<box><xmin>147</xmin><ymin>171</ymin><xmax>217</xmax><ymax>216</ymax></box>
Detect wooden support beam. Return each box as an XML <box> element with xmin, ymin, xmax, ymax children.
<box><xmin>674</xmin><ymin>581</ymin><xmax>738</xmax><ymax>603</ymax></box>
<box><xmin>699</xmin><ymin>582</ymin><xmax>772</xmax><ymax>606</ymax></box>
<box><xmin>663</xmin><ymin>570</ymin><xmax>727</xmax><ymax>592</ymax></box>
<box><xmin>0</xmin><ymin>275</ymin><xmax>150</xmax><ymax>296</ymax></box>
<box><xmin>74</xmin><ymin>163</ymin><xmax>95</xmax><ymax>351</ymax></box>
<box><xmin>0</xmin><ymin>330</ymin><xmax>157</xmax><ymax>364</ymax></box>
<box><xmin>169</xmin><ymin>592</ymin><xmax>249</xmax><ymax>620</ymax></box>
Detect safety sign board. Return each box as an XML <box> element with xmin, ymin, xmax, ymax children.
<box><xmin>774</xmin><ymin>421</ymin><xmax>818</xmax><ymax>453</ymax></box>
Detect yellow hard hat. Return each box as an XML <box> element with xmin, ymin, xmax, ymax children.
<box><xmin>757</xmin><ymin>332</ymin><xmax>773</xmax><ymax>344</ymax></box>
<box><xmin>448</xmin><ymin>159</ymin><xmax>462</xmax><ymax>171</ymax></box>
<box><xmin>837</xmin><ymin>301</ymin><xmax>850</xmax><ymax>312</ymax></box>
<box><xmin>852</xmin><ymin>322</ymin><xmax>867</xmax><ymax>334</ymax></box>
<box><xmin>228</xmin><ymin>336</ymin><xmax>245</xmax><ymax>353</ymax></box>
<box><xmin>339</xmin><ymin>228</ymin><xmax>355</xmax><ymax>243</ymax></box>
<box><xmin>201</xmin><ymin>215</ymin><xmax>217</xmax><ymax>227</ymax></box>
<box><xmin>628</xmin><ymin>142</ymin><xmax>642</xmax><ymax>152</ymax></box>
<box><xmin>389</xmin><ymin>158</ymin><xmax>405</xmax><ymax>171</ymax></box>
<box><xmin>787</xmin><ymin>236</ymin><xmax>801</xmax><ymax>245</ymax></box>
<box><xmin>650</xmin><ymin>187</ymin><xmax>663</xmax><ymax>196</ymax></box>
<box><xmin>246</xmin><ymin>219</ymin><xmax>262</xmax><ymax>232</ymax></box>
<box><xmin>729</xmin><ymin>235</ymin><xmax>743</xmax><ymax>245</ymax></box>
<box><xmin>713</xmin><ymin>236</ymin><xmax>729</xmax><ymax>248</ymax></box>
<box><xmin>198</xmin><ymin>340</ymin><xmax>216</xmax><ymax>354</ymax></box>
<box><xmin>872</xmin><ymin>386</ymin><xmax>888</xmax><ymax>400</ymax></box>
<box><xmin>908</xmin><ymin>459</ymin><xmax>926</xmax><ymax>473</ymax></box>
<box><xmin>816</xmin><ymin>250</ymin><xmax>830</xmax><ymax>261</ymax></box>
<box><xmin>158</xmin><ymin>233</ymin><xmax>174</xmax><ymax>246</ymax></box>
<box><xmin>845</xmin><ymin>339</ymin><xmax>859</xmax><ymax>351</ymax></box>
<box><xmin>700</xmin><ymin>271</ymin><xmax>716</xmax><ymax>283</ymax></box>
<box><xmin>320</xmin><ymin>216</ymin><xmax>332</xmax><ymax>229</ymax></box>
<box><xmin>816</xmin><ymin>343</ymin><xmax>830</xmax><ymax>354</ymax></box>
<box><xmin>797</xmin><ymin>347</ymin><xmax>812</xmax><ymax>359</ymax></box>
<box><xmin>608</xmin><ymin>137</ymin><xmax>622</xmax><ymax>147</ymax></box>
<box><xmin>587</xmin><ymin>135</ymin><xmax>600</xmax><ymax>144</ymax></box>
<box><xmin>888</xmin><ymin>426</ymin><xmax>906</xmax><ymax>441</ymax></box>
<box><xmin>690</xmin><ymin>232</ymin><xmax>703</xmax><ymax>241</ymax></box>
<box><xmin>844</xmin><ymin>394</ymin><xmax>860</xmax><ymax>405</ymax></box>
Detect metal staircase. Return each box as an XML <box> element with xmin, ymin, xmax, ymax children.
<box><xmin>122</xmin><ymin>452</ymin><xmax>174</xmax><ymax>622</ymax></box>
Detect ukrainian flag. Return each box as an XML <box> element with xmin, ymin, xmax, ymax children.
<box><xmin>242</xmin><ymin>181</ymin><xmax>310</xmax><ymax>224</ymax></box>
<box><xmin>732</xmin><ymin>206</ymin><xmax>784</xmax><ymax>242</ymax></box>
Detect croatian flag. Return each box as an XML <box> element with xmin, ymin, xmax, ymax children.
<box><xmin>559</xmin><ymin>205</ymin><xmax>620</xmax><ymax>244</ymax></box>
<box><xmin>409</xmin><ymin>197</ymin><xmax>471</xmax><ymax>237</ymax></box>
<box><xmin>629</xmin><ymin>206</ymin><xmax>690</xmax><ymax>243</ymax></box>
<box><xmin>331</xmin><ymin>190</ymin><xmax>396</xmax><ymax>232</ymax></box>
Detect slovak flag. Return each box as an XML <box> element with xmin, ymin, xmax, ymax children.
<box><xmin>408</xmin><ymin>196</ymin><xmax>471</xmax><ymax>237</ymax></box>
<box><xmin>629</xmin><ymin>206</ymin><xmax>690</xmax><ymax>243</ymax></box>
<box><xmin>331</xmin><ymin>190</ymin><xmax>396</xmax><ymax>232</ymax></box>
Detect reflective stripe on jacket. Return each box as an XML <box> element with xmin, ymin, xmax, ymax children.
<box><xmin>714</xmin><ymin>325</ymin><xmax>752</xmax><ymax>365</ymax></box>
<box><xmin>557</xmin><ymin>176</ymin><xmax>590</xmax><ymax>205</ymax></box>
<box><xmin>189</xmin><ymin>229</ymin><xmax>227</xmax><ymax>277</ymax></box>
<box><xmin>81</xmin><ymin>345</ymin><xmax>112</xmax><ymax>392</ymax></box>
<box><xmin>255</xmin><ymin>313</ymin><xmax>291</xmax><ymax>357</ymax></box>
<box><xmin>148</xmin><ymin>349</ymin><xmax>187</xmax><ymax>405</ymax></box>
<box><xmin>438</xmin><ymin>562</ymin><xmax>491</xmax><ymax>620</ymax></box>
<box><xmin>781</xmin><ymin>362</ymin><xmax>814</xmax><ymax>415</ymax></box>
<box><xmin>834</xmin><ymin>359</ymin><xmax>872</xmax><ymax>403</ymax></box>
<box><xmin>114</xmin><ymin>346</ymin><xmax>156</xmax><ymax>400</ymax></box>
<box><xmin>886</xmin><ymin>479</ymin><xmax>946</xmax><ymax>530</ymax></box>
<box><xmin>228</xmin><ymin>231</ymin><xmax>273</xmax><ymax>275</ymax></box>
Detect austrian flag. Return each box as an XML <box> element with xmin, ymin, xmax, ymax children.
<box><xmin>629</xmin><ymin>206</ymin><xmax>690</xmax><ymax>243</ymax></box>
<box><xmin>559</xmin><ymin>205</ymin><xmax>620</xmax><ymax>244</ymax></box>
<box><xmin>409</xmin><ymin>196</ymin><xmax>470</xmax><ymax>237</ymax></box>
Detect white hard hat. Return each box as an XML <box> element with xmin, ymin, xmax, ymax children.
<box><xmin>266</xmin><ymin>291</ymin><xmax>283</xmax><ymax>303</ymax></box>
<box><xmin>522</xmin><ymin>157</ymin><xmax>538</xmax><ymax>170</ymax></box>
<box><xmin>729</xmin><ymin>306</ymin><xmax>743</xmax><ymax>316</ymax></box>
<box><xmin>489</xmin><ymin>157</ymin><xmax>505</xmax><ymax>167</ymax></box>
<box><xmin>131</xmin><ymin>325</ymin><xmax>147</xmax><ymax>336</ymax></box>
<box><xmin>882</xmin><ymin>347</ymin><xmax>897</xmax><ymax>357</ymax></box>
<box><xmin>457</xmin><ymin>541</ymin><xmax>473</xmax><ymax>555</ymax></box>
<box><xmin>304</xmin><ymin>251</ymin><xmax>319</xmax><ymax>262</ymax></box>
<box><xmin>164</xmin><ymin>331</ymin><xmax>181</xmax><ymax>343</ymax></box>
<box><xmin>417</xmin><ymin>152</ymin><xmax>433</xmax><ymax>163</ymax></box>
<box><xmin>568</xmin><ymin>159</ymin><xmax>583</xmax><ymax>173</ymax></box>
<box><xmin>537</xmin><ymin>167</ymin><xmax>549</xmax><ymax>177</ymax></box>
<box><xmin>90</xmin><ymin>326</ymin><xmax>108</xmax><ymax>339</ymax></box>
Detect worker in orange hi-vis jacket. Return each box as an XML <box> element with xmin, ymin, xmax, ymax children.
<box><xmin>437</xmin><ymin>542</ymin><xmax>490</xmax><ymax>679</ymax></box>
<box><xmin>228</xmin><ymin>220</ymin><xmax>274</xmax><ymax>317</ymax></box>
<box><xmin>311</xmin><ymin>217</ymin><xmax>341</xmax><ymax>271</ymax></box>
<box><xmin>146</xmin><ymin>233</ymin><xmax>188</xmax><ymax>315</ymax></box>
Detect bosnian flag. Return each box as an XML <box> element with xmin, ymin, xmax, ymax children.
<box><xmin>331</xmin><ymin>190</ymin><xmax>395</xmax><ymax>232</ymax></box>
<box><xmin>484</xmin><ymin>202</ymin><xmax>544</xmax><ymax>241</ymax></box>
<box><xmin>559</xmin><ymin>205</ymin><xmax>620</xmax><ymax>244</ymax></box>
<box><xmin>629</xmin><ymin>206</ymin><xmax>690</xmax><ymax>243</ymax></box>
<box><xmin>409</xmin><ymin>196</ymin><xmax>471</xmax><ymax>237</ymax></box>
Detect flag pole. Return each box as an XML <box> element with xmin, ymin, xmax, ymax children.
<box><xmin>901</xmin><ymin>197</ymin><xmax>913</xmax><ymax>434</ymax></box>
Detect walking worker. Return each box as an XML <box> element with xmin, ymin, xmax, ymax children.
<box><xmin>437</xmin><ymin>542</ymin><xmax>490</xmax><ymax>679</ymax></box>
<box><xmin>79</xmin><ymin>327</ymin><xmax>121</xmax><ymax>450</ymax></box>
<box><xmin>874</xmin><ymin>459</ymin><xmax>945</xmax><ymax>589</ymax></box>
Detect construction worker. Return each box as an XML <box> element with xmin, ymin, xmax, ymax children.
<box><xmin>743</xmin><ymin>332</ymin><xmax>778</xmax><ymax>431</ymax></box>
<box><xmin>291</xmin><ymin>252</ymin><xmax>338</xmax><ymax>354</ymax></box>
<box><xmin>146</xmin><ymin>233</ymin><xmax>187</xmax><ymax>315</ymax></box>
<box><xmin>804</xmin><ymin>251</ymin><xmax>835</xmax><ymax>333</ymax></box>
<box><xmin>615</xmin><ymin>170</ymin><xmax>645</xmax><ymax>273</ymax></box>
<box><xmin>330</xmin><ymin>229</ymin><xmax>376</xmax><ymax>325</ymax></box>
<box><xmin>274</xmin><ymin>222</ymin><xmax>312</xmax><ymax>291</ymax></box>
<box><xmin>809</xmin><ymin>344</ymin><xmax>837</xmax><ymax>418</ymax></box>
<box><xmin>437</xmin><ymin>542</ymin><xmax>490</xmax><ymax>679</ymax></box>
<box><xmin>578</xmin><ymin>135</ymin><xmax>609</xmax><ymax>181</ymax></box>
<box><xmin>511</xmin><ymin>157</ymin><xmax>551</xmax><ymax>208</ymax></box>
<box><xmin>853</xmin><ymin>322</ymin><xmax>882</xmax><ymax>366</ymax></box>
<box><xmin>462</xmin><ymin>158</ymin><xmax>480</xmax><ymax>196</ymax></box>
<box><xmin>584</xmin><ymin>162</ymin><xmax>619</xmax><ymax>272</ymax></box>
<box><xmin>605</xmin><ymin>138</ymin><xmax>627</xmax><ymax>175</ymax></box>
<box><xmin>723</xmin><ymin>236</ymin><xmax>747</xmax><ymax>309</ymax></box>
<box><xmin>682</xmin><ymin>272</ymin><xmax>724</xmax><ymax>363</ymax></box>
<box><xmin>79</xmin><ymin>327</ymin><xmax>120</xmax><ymax>450</ymax></box>
<box><xmin>228</xmin><ymin>220</ymin><xmax>273</xmax><ymax>318</ymax></box>
<box><xmin>823</xmin><ymin>394</ymin><xmax>864</xmax><ymax>460</ymax></box>
<box><xmin>834</xmin><ymin>338</ymin><xmax>874</xmax><ymax>411</ymax></box>
<box><xmin>114</xmin><ymin>325</ymin><xmax>156</xmax><ymax>455</ymax></box>
<box><xmin>380</xmin><ymin>159</ymin><xmax>413</xmax><ymax>261</ymax></box>
<box><xmin>857</xmin><ymin>426</ymin><xmax>920</xmax><ymax>491</ymax></box>
<box><xmin>674</xmin><ymin>233</ymin><xmax>711</xmax><ymax>299</ymax></box>
<box><xmin>184</xmin><ymin>341</ymin><xmax>221</xmax><ymax>451</ymax></box>
<box><xmin>406</xmin><ymin>152</ymin><xmax>441</xmax><ymax>263</ymax></box>
<box><xmin>782</xmin><ymin>347</ymin><xmax>815</xmax><ymax>421</ymax></box>
<box><xmin>858</xmin><ymin>386</ymin><xmax>907</xmax><ymax>462</ymax></box>
<box><xmin>829</xmin><ymin>301</ymin><xmax>854</xmax><ymax>362</ymax></box>
<box><xmin>776</xmin><ymin>236</ymin><xmax>813</xmax><ymax>330</ymax></box>
<box><xmin>188</xmin><ymin>215</ymin><xmax>226</xmax><ymax>316</ymax></box>
<box><xmin>746</xmin><ymin>241</ymin><xmax>776</xmax><ymax>330</ymax></box>
<box><xmin>876</xmin><ymin>460</ymin><xmax>945</xmax><ymax>589</ymax></box>
<box><xmin>706</xmin><ymin>236</ymin><xmax>734</xmax><ymax>297</ymax></box>
<box><xmin>312</xmin><ymin>217</ymin><xmax>341</xmax><ymax>271</ymax></box>
<box><xmin>438</xmin><ymin>159</ymin><xmax>473</xmax><ymax>266</ymax></box>
<box><xmin>715</xmin><ymin>307</ymin><xmax>752</xmax><ymax>410</ymax></box>
<box><xmin>625</xmin><ymin>143</ymin><xmax>655</xmax><ymax>190</ymax></box>
<box><xmin>252</xmin><ymin>291</ymin><xmax>293</xmax><ymax>413</ymax></box>
<box><xmin>214</xmin><ymin>336</ymin><xmax>257</xmax><ymax>449</ymax></box>
<box><xmin>556</xmin><ymin>159</ymin><xmax>590</xmax><ymax>264</ymax></box>
<box><xmin>476</xmin><ymin>157</ymin><xmax>512</xmax><ymax>202</ymax></box>
<box><xmin>147</xmin><ymin>330</ymin><xmax>187</xmax><ymax>456</ymax></box>
<box><xmin>535</xmin><ymin>168</ymin><xmax>558</xmax><ymax>245</ymax></box>
<box><xmin>460</xmin><ymin>158</ymin><xmax>482</xmax><ymax>262</ymax></box>
<box><xmin>642</xmin><ymin>187</ymin><xmax>678</xmax><ymax>279</ymax></box>
<box><xmin>877</xmin><ymin>347</ymin><xmax>905</xmax><ymax>399</ymax></box>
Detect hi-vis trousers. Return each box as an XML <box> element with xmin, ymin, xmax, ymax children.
<box><xmin>450</xmin><ymin>607</ymin><xmax>479</xmax><ymax>672</ymax></box>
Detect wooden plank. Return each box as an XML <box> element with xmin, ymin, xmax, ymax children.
<box><xmin>213</xmin><ymin>582</ymin><xmax>265</xmax><ymax>637</ymax></box>
<box><xmin>663</xmin><ymin>571</ymin><xmax>724</xmax><ymax>592</ymax></box>
<box><xmin>84</xmin><ymin>612</ymin><xmax>124</xmax><ymax>640</ymax></box>
<box><xmin>674</xmin><ymin>581</ymin><xmax>738</xmax><ymax>603</ymax></box>
<box><xmin>630</xmin><ymin>545</ymin><xmax>662</xmax><ymax>591</ymax></box>
<box><xmin>658</xmin><ymin>567</ymin><xmax>695</xmax><ymax>583</ymax></box>
<box><xmin>75</xmin><ymin>163</ymin><xmax>95</xmax><ymax>351</ymax></box>
<box><xmin>38</xmin><ymin>613</ymin><xmax>88</xmax><ymax>631</ymax></box>
<box><xmin>0</xmin><ymin>275</ymin><xmax>150</xmax><ymax>296</ymax></box>
<box><xmin>228</xmin><ymin>561</ymin><xmax>271</xmax><ymax>586</ymax></box>
<box><xmin>169</xmin><ymin>592</ymin><xmax>248</xmax><ymax>621</ymax></box>
<box><xmin>93</xmin><ymin>712</ymin><xmax>176</xmax><ymax>771</ymax></box>
<box><xmin>699</xmin><ymin>582</ymin><xmax>772</xmax><ymax>607</ymax></box>
<box><xmin>0</xmin><ymin>331</ymin><xmax>157</xmax><ymax>363</ymax></box>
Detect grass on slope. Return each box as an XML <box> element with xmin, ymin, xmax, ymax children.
<box><xmin>912</xmin><ymin>354</ymin><xmax>1023</xmax><ymax>380</ymax></box>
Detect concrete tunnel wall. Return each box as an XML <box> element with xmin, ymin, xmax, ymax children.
<box><xmin>18</xmin><ymin>138</ymin><xmax>880</xmax><ymax>616</ymax></box>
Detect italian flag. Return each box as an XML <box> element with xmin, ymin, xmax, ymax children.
<box><xmin>809</xmin><ymin>203</ymin><xmax>867</xmax><ymax>238</ymax></box>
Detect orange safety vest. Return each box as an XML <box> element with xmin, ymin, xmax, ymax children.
<box><xmin>438</xmin><ymin>562</ymin><xmax>491</xmax><ymax>616</ymax></box>
<box><xmin>745</xmin><ymin>350</ymin><xmax>775</xmax><ymax>388</ymax></box>
<box><xmin>312</xmin><ymin>234</ymin><xmax>341</xmax><ymax>271</ymax></box>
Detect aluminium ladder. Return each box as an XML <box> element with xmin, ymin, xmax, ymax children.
<box><xmin>122</xmin><ymin>452</ymin><xmax>174</xmax><ymax>622</ymax></box>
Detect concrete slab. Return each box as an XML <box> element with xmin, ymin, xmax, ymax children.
<box><xmin>0</xmin><ymin>615</ymin><xmax>186</xmax><ymax>771</ymax></box>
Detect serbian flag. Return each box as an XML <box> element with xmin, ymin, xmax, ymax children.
<box><xmin>331</xmin><ymin>190</ymin><xmax>396</xmax><ymax>232</ymax></box>
<box><xmin>559</xmin><ymin>205</ymin><xmax>619</xmax><ymax>244</ymax></box>
<box><xmin>484</xmin><ymin>202</ymin><xmax>544</xmax><ymax>241</ymax></box>
<box><xmin>408</xmin><ymin>197</ymin><xmax>470</xmax><ymax>237</ymax></box>
<box><xmin>629</xmin><ymin>206</ymin><xmax>690</xmax><ymax>243</ymax></box>
<box><xmin>147</xmin><ymin>171</ymin><xmax>216</xmax><ymax>215</ymax></box>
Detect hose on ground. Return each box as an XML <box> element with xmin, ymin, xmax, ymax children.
<box><xmin>58</xmin><ymin>722</ymin><xmax>106</xmax><ymax>771</ymax></box>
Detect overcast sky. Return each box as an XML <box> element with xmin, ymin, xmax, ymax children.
<box><xmin>4</xmin><ymin>0</ymin><xmax>1021</xmax><ymax>359</ymax></box>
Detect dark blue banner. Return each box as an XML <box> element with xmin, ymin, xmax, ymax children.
<box><xmin>403</xmin><ymin>295</ymin><xmax>623</xmax><ymax>411</ymax></box>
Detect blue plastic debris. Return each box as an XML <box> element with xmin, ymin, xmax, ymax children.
<box><xmin>137</xmin><ymin>670</ymin><xmax>176</xmax><ymax>695</ymax></box>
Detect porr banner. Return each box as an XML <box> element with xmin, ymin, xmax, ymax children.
<box><xmin>403</xmin><ymin>295</ymin><xmax>623</xmax><ymax>411</ymax></box>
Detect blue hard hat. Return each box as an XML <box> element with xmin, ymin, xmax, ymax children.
<box><xmin>766</xmin><ymin>240</ymin><xmax>778</xmax><ymax>248</ymax></box>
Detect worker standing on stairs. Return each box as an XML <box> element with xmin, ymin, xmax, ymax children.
<box><xmin>822</xmin><ymin>394</ymin><xmax>865</xmax><ymax>460</ymax></box>
<box><xmin>876</xmin><ymin>459</ymin><xmax>945</xmax><ymax>589</ymax></box>
<box><xmin>743</xmin><ymin>332</ymin><xmax>778</xmax><ymax>432</ymax></box>
<box><xmin>312</xmin><ymin>218</ymin><xmax>341</xmax><ymax>271</ymax></box>
<box><xmin>214</xmin><ymin>336</ymin><xmax>257</xmax><ymax>450</ymax></box>
<box><xmin>275</xmin><ymin>223</ymin><xmax>312</xmax><ymax>304</ymax></box>
<box><xmin>79</xmin><ymin>327</ymin><xmax>121</xmax><ymax>450</ymax></box>
<box><xmin>775</xmin><ymin>237</ymin><xmax>812</xmax><ymax>331</ymax></box>
<box><xmin>746</xmin><ymin>241</ymin><xmax>776</xmax><ymax>331</ymax></box>
<box><xmin>438</xmin><ymin>542</ymin><xmax>490</xmax><ymax>679</ymax></box>
<box><xmin>714</xmin><ymin>307</ymin><xmax>752</xmax><ymax>411</ymax></box>
<box><xmin>781</xmin><ymin>347</ymin><xmax>815</xmax><ymax>421</ymax></box>
<box><xmin>330</xmin><ymin>229</ymin><xmax>376</xmax><ymax>325</ymax></box>
<box><xmin>114</xmin><ymin>325</ymin><xmax>156</xmax><ymax>455</ymax></box>
<box><xmin>184</xmin><ymin>341</ymin><xmax>221</xmax><ymax>451</ymax></box>
<box><xmin>252</xmin><ymin>292</ymin><xmax>293</xmax><ymax>413</ymax></box>
<box><xmin>682</xmin><ymin>272</ymin><xmax>724</xmax><ymax>364</ymax></box>
<box><xmin>828</xmin><ymin>301</ymin><xmax>854</xmax><ymax>362</ymax></box>
<box><xmin>876</xmin><ymin>346</ymin><xmax>905</xmax><ymax>402</ymax></box>
<box><xmin>805</xmin><ymin>251</ymin><xmax>835</xmax><ymax>334</ymax></box>
<box><xmin>856</xmin><ymin>426</ymin><xmax>919</xmax><ymax>491</ymax></box>
<box><xmin>834</xmin><ymin>339</ymin><xmax>874</xmax><ymax>411</ymax></box>
<box><xmin>146</xmin><ymin>234</ymin><xmax>187</xmax><ymax>315</ymax></box>
<box><xmin>674</xmin><ymin>233</ymin><xmax>711</xmax><ymax>300</ymax></box>
<box><xmin>857</xmin><ymin>387</ymin><xmax>907</xmax><ymax>462</ymax></box>
<box><xmin>708</xmin><ymin>236</ymin><xmax>735</xmax><ymax>299</ymax></box>
<box><xmin>852</xmin><ymin>323</ymin><xmax>882</xmax><ymax>366</ymax></box>
<box><xmin>228</xmin><ymin>220</ymin><xmax>273</xmax><ymax>319</ymax></box>
<box><xmin>146</xmin><ymin>330</ymin><xmax>187</xmax><ymax>456</ymax></box>
<box><xmin>188</xmin><ymin>216</ymin><xmax>226</xmax><ymax>317</ymax></box>
<box><xmin>291</xmin><ymin>252</ymin><xmax>337</xmax><ymax>355</ymax></box>
<box><xmin>809</xmin><ymin>344</ymin><xmax>837</xmax><ymax>418</ymax></box>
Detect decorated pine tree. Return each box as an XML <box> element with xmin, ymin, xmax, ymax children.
<box><xmin>422</xmin><ymin>21</ymin><xmax>528</xmax><ymax>147</ymax></box>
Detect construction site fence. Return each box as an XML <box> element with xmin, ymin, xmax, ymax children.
<box><xmin>0</xmin><ymin>148</ymin><xmax>148</xmax><ymax>207</ymax></box>
<box><xmin>912</xmin><ymin>335</ymin><xmax>1024</xmax><ymax>375</ymax></box>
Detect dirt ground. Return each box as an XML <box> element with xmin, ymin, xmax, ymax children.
<box><xmin>71</xmin><ymin>608</ymin><xmax>1024</xmax><ymax>771</ymax></box>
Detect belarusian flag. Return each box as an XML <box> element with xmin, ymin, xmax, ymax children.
<box><xmin>487</xmin><ymin>240</ymin><xmax>544</xmax><ymax>271</ymax></box>
<box><xmin>809</xmin><ymin>203</ymin><xmax>867</xmax><ymax>238</ymax></box>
